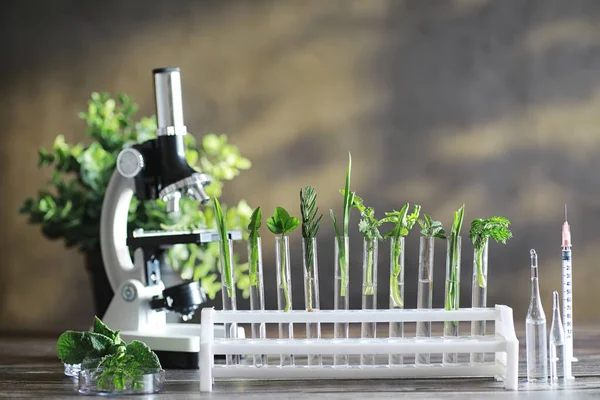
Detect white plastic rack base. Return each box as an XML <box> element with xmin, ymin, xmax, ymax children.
<box><xmin>199</xmin><ymin>305</ymin><xmax>519</xmax><ymax>392</ymax></box>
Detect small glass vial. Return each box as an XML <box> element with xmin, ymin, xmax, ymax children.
<box><xmin>220</xmin><ymin>238</ymin><xmax>239</xmax><ymax>365</ymax></box>
<box><xmin>333</xmin><ymin>236</ymin><xmax>350</xmax><ymax>367</ymax></box>
<box><xmin>416</xmin><ymin>236</ymin><xmax>435</xmax><ymax>365</ymax></box>
<box><xmin>526</xmin><ymin>249</ymin><xmax>548</xmax><ymax>383</ymax></box>
<box><xmin>443</xmin><ymin>236</ymin><xmax>461</xmax><ymax>365</ymax></box>
<box><xmin>471</xmin><ymin>238</ymin><xmax>489</xmax><ymax>363</ymax></box>
<box><xmin>276</xmin><ymin>235</ymin><xmax>294</xmax><ymax>366</ymax></box>
<box><xmin>389</xmin><ymin>237</ymin><xmax>405</xmax><ymax>366</ymax></box>
<box><xmin>248</xmin><ymin>237</ymin><xmax>266</xmax><ymax>367</ymax></box>
<box><xmin>302</xmin><ymin>237</ymin><xmax>322</xmax><ymax>366</ymax></box>
<box><xmin>549</xmin><ymin>291</ymin><xmax>565</xmax><ymax>385</ymax></box>
<box><xmin>361</xmin><ymin>237</ymin><xmax>378</xmax><ymax>366</ymax></box>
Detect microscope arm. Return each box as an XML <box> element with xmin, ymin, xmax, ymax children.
<box><xmin>100</xmin><ymin>169</ymin><xmax>141</xmax><ymax>292</ymax></box>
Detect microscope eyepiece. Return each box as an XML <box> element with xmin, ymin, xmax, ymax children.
<box><xmin>151</xmin><ymin>67</ymin><xmax>213</xmax><ymax>204</ymax></box>
<box><xmin>153</xmin><ymin>68</ymin><xmax>186</xmax><ymax>136</ymax></box>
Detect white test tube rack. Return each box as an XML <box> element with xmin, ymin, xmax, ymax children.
<box><xmin>199</xmin><ymin>305</ymin><xmax>519</xmax><ymax>392</ymax></box>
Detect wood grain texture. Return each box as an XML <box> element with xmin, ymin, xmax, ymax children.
<box><xmin>1</xmin><ymin>327</ymin><xmax>599</xmax><ymax>399</ymax></box>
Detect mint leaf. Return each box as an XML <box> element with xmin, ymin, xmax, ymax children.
<box><xmin>125</xmin><ymin>340</ymin><xmax>162</xmax><ymax>369</ymax></box>
<box><xmin>57</xmin><ymin>331</ymin><xmax>113</xmax><ymax>364</ymax></box>
<box><xmin>93</xmin><ymin>317</ymin><xmax>116</xmax><ymax>339</ymax></box>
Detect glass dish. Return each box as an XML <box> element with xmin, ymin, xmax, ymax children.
<box><xmin>78</xmin><ymin>368</ymin><xmax>165</xmax><ymax>395</ymax></box>
<box><xmin>64</xmin><ymin>363</ymin><xmax>81</xmax><ymax>377</ymax></box>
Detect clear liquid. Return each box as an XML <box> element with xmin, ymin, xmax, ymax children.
<box><xmin>249</xmin><ymin>285</ymin><xmax>266</xmax><ymax>367</ymax></box>
<box><xmin>333</xmin><ymin>276</ymin><xmax>349</xmax><ymax>366</ymax></box>
<box><xmin>389</xmin><ymin>303</ymin><xmax>404</xmax><ymax>365</ymax></box>
<box><xmin>415</xmin><ymin>278</ymin><xmax>432</xmax><ymax>364</ymax></box>
<box><xmin>361</xmin><ymin>293</ymin><xmax>377</xmax><ymax>365</ymax></box>
<box><xmin>471</xmin><ymin>274</ymin><xmax>488</xmax><ymax>363</ymax></box>
<box><xmin>526</xmin><ymin>319</ymin><xmax>548</xmax><ymax>383</ymax></box>
<box><xmin>443</xmin><ymin>321</ymin><xmax>459</xmax><ymax>364</ymax></box>
<box><xmin>550</xmin><ymin>343</ymin><xmax>564</xmax><ymax>384</ymax></box>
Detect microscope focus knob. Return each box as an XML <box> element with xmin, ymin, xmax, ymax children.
<box><xmin>117</xmin><ymin>148</ymin><xmax>144</xmax><ymax>178</ymax></box>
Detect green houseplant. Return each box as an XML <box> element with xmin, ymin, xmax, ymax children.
<box><xmin>19</xmin><ymin>92</ymin><xmax>253</xmax><ymax>315</ymax></box>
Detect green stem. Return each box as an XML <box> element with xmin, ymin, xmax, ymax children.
<box><xmin>336</xmin><ymin>236</ymin><xmax>348</xmax><ymax>297</ymax></box>
<box><xmin>390</xmin><ymin>240</ymin><xmax>403</xmax><ymax>307</ymax></box>
<box><xmin>476</xmin><ymin>247</ymin><xmax>486</xmax><ymax>288</ymax></box>
<box><xmin>363</xmin><ymin>244</ymin><xmax>374</xmax><ymax>296</ymax></box>
<box><xmin>280</xmin><ymin>235</ymin><xmax>291</xmax><ymax>312</ymax></box>
<box><xmin>306</xmin><ymin>269</ymin><xmax>314</xmax><ymax>312</ymax></box>
<box><xmin>305</xmin><ymin>239</ymin><xmax>314</xmax><ymax>311</ymax></box>
<box><xmin>249</xmin><ymin>236</ymin><xmax>259</xmax><ymax>286</ymax></box>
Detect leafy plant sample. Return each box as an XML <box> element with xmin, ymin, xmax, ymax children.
<box><xmin>19</xmin><ymin>92</ymin><xmax>253</xmax><ymax>300</ymax></box>
<box><xmin>383</xmin><ymin>203</ymin><xmax>421</xmax><ymax>307</ymax></box>
<box><xmin>329</xmin><ymin>153</ymin><xmax>354</xmax><ymax>297</ymax></box>
<box><xmin>445</xmin><ymin>205</ymin><xmax>465</xmax><ymax>316</ymax></box>
<box><xmin>57</xmin><ymin>317</ymin><xmax>161</xmax><ymax>391</ymax></box>
<box><xmin>248</xmin><ymin>207</ymin><xmax>262</xmax><ymax>287</ymax></box>
<box><xmin>418</xmin><ymin>214</ymin><xmax>447</xmax><ymax>240</ymax></box>
<box><xmin>341</xmin><ymin>191</ymin><xmax>383</xmax><ymax>296</ymax></box>
<box><xmin>267</xmin><ymin>207</ymin><xmax>300</xmax><ymax>312</ymax></box>
<box><xmin>417</xmin><ymin>213</ymin><xmax>446</xmax><ymax>285</ymax></box>
<box><xmin>300</xmin><ymin>186</ymin><xmax>323</xmax><ymax>312</ymax></box>
<box><xmin>214</xmin><ymin>197</ymin><xmax>234</xmax><ymax>297</ymax></box>
<box><xmin>469</xmin><ymin>216</ymin><xmax>512</xmax><ymax>288</ymax></box>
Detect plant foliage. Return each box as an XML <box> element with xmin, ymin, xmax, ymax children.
<box><xmin>330</xmin><ymin>153</ymin><xmax>354</xmax><ymax>297</ymax></box>
<box><xmin>445</xmin><ymin>205</ymin><xmax>465</xmax><ymax>319</ymax></box>
<box><xmin>57</xmin><ymin>317</ymin><xmax>161</xmax><ymax>391</ymax></box>
<box><xmin>469</xmin><ymin>216</ymin><xmax>512</xmax><ymax>288</ymax></box>
<box><xmin>267</xmin><ymin>207</ymin><xmax>299</xmax><ymax>312</ymax></box>
<box><xmin>383</xmin><ymin>203</ymin><xmax>421</xmax><ymax>307</ymax></box>
<box><xmin>19</xmin><ymin>92</ymin><xmax>252</xmax><ymax>299</ymax></box>
<box><xmin>247</xmin><ymin>207</ymin><xmax>262</xmax><ymax>286</ymax></box>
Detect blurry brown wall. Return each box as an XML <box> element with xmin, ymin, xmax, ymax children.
<box><xmin>1</xmin><ymin>0</ymin><xmax>599</xmax><ymax>333</ymax></box>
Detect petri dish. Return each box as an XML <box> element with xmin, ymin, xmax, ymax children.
<box><xmin>78</xmin><ymin>368</ymin><xmax>165</xmax><ymax>395</ymax></box>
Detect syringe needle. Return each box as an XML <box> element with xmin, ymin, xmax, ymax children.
<box><xmin>565</xmin><ymin>204</ymin><xmax>568</xmax><ymax>222</ymax></box>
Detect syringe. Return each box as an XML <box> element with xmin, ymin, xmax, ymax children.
<box><xmin>561</xmin><ymin>205</ymin><xmax>577</xmax><ymax>379</ymax></box>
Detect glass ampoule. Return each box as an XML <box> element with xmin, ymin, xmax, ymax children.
<box><xmin>549</xmin><ymin>291</ymin><xmax>565</xmax><ymax>385</ymax></box>
<box><xmin>526</xmin><ymin>249</ymin><xmax>548</xmax><ymax>383</ymax></box>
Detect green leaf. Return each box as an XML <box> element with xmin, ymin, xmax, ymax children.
<box><xmin>284</xmin><ymin>217</ymin><xmax>300</xmax><ymax>233</ymax></box>
<box><xmin>125</xmin><ymin>340</ymin><xmax>161</xmax><ymax>369</ymax></box>
<box><xmin>266</xmin><ymin>215</ymin><xmax>283</xmax><ymax>234</ymax></box>
<box><xmin>56</xmin><ymin>331</ymin><xmax>113</xmax><ymax>364</ymax></box>
<box><xmin>248</xmin><ymin>207</ymin><xmax>262</xmax><ymax>232</ymax></box>
<box><xmin>274</xmin><ymin>207</ymin><xmax>290</xmax><ymax>224</ymax></box>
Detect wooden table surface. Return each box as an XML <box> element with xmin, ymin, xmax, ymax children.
<box><xmin>1</xmin><ymin>325</ymin><xmax>599</xmax><ymax>399</ymax></box>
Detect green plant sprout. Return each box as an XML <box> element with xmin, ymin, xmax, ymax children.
<box><xmin>383</xmin><ymin>203</ymin><xmax>421</xmax><ymax>307</ymax></box>
<box><xmin>340</xmin><ymin>191</ymin><xmax>383</xmax><ymax>296</ymax></box>
<box><xmin>267</xmin><ymin>207</ymin><xmax>300</xmax><ymax>312</ymax></box>
<box><xmin>19</xmin><ymin>93</ymin><xmax>253</xmax><ymax>301</ymax></box>
<box><xmin>445</xmin><ymin>205</ymin><xmax>465</xmax><ymax>320</ymax></box>
<box><xmin>417</xmin><ymin>213</ymin><xmax>446</xmax><ymax>283</ymax></box>
<box><xmin>469</xmin><ymin>216</ymin><xmax>512</xmax><ymax>288</ymax></box>
<box><xmin>300</xmin><ymin>186</ymin><xmax>323</xmax><ymax>312</ymax></box>
<box><xmin>330</xmin><ymin>153</ymin><xmax>354</xmax><ymax>297</ymax></box>
<box><xmin>248</xmin><ymin>207</ymin><xmax>262</xmax><ymax>287</ymax></box>
<box><xmin>57</xmin><ymin>317</ymin><xmax>160</xmax><ymax>391</ymax></box>
<box><xmin>214</xmin><ymin>197</ymin><xmax>233</xmax><ymax>297</ymax></box>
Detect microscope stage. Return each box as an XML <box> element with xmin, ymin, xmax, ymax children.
<box><xmin>127</xmin><ymin>229</ymin><xmax>242</xmax><ymax>248</ymax></box>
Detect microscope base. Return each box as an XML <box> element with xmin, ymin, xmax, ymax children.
<box><xmin>119</xmin><ymin>322</ymin><xmax>246</xmax><ymax>369</ymax></box>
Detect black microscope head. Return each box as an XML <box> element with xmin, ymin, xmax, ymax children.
<box><xmin>152</xmin><ymin>67</ymin><xmax>212</xmax><ymax>211</ymax></box>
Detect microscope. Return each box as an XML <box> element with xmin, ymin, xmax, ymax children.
<box><xmin>100</xmin><ymin>67</ymin><xmax>242</xmax><ymax>369</ymax></box>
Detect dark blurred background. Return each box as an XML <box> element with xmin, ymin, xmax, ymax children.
<box><xmin>1</xmin><ymin>0</ymin><xmax>599</xmax><ymax>334</ymax></box>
